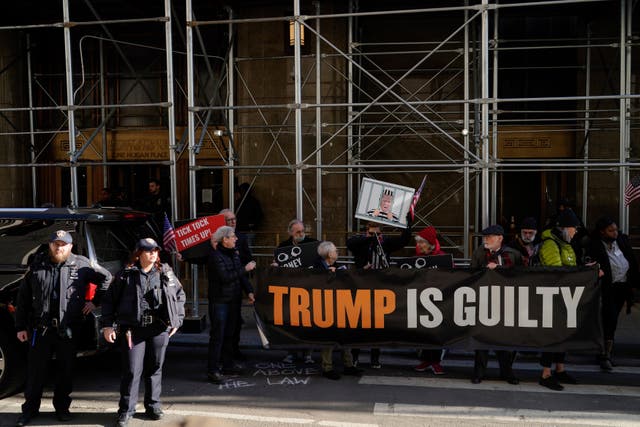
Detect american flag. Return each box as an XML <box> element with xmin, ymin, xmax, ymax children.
<box><xmin>162</xmin><ymin>212</ymin><xmax>178</xmax><ymax>253</ymax></box>
<box><xmin>409</xmin><ymin>175</ymin><xmax>427</xmax><ymax>221</ymax></box>
<box><xmin>624</xmin><ymin>175</ymin><xmax>640</xmax><ymax>206</ymax></box>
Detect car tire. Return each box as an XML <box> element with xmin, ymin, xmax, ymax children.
<box><xmin>0</xmin><ymin>329</ymin><xmax>25</xmax><ymax>398</ymax></box>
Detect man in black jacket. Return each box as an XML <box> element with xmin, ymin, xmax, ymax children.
<box><xmin>586</xmin><ymin>216</ymin><xmax>639</xmax><ymax>371</ymax></box>
<box><xmin>15</xmin><ymin>230</ymin><xmax>112</xmax><ymax>427</ymax></box>
<box><xmin>346</xmin><ymin>215</ymin><xmax>412</xmax><ymax>367</ymax></box>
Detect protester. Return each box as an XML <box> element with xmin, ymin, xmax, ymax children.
<box><xmin>508</xmin><ymin>216</ymin><xmax>540</xmax><ymax>266</ymax></box>
<box><xmin>206</xmin><ymin>226</ymin><xmax>255</xmax><ymax>384</ymax></box>
<box><xmin>537</xmin><ymin>209</ymin><xmax>582</xmax><ymax>390</ymax></box>
<box><xmin>586</xmin><ymin>216</ymin><xmax>639</xmax><ymax>371</ymax></box>
<box><xmin>313</xmin><ymin>241</ymin><xmax>362</xmax><ymax>380</ymax></box>
<box><xmin>220</xmin><ymin>208</ymin><xmax>256</xmax><ymax>361</ymax></box>
<box><xmin>347</xmin><ymin>214</ymin><xmax>412</xmax><ymax>368</ymax></box>
<box><xmin>470</xmin><ymin>224</ymin><xmax>521</xmax><ymax>385</ymax></box>
<box><xmin>277</xmin><ymin>219</ymin><xmax>317</xmax><ymax>364</ymax></box>
<box><xmin>15</xmin><ymin>230</ymin><xmax>112</xmax><ymax>427</ymax></box>
<box><xmin>101</xmin><ymin>238</ymin><xmax>185</xmax><ymax>427</ymax></box>
<box><xmin>413</xmin><ymin>226</ymin><xmax>446</xmax><ymax>375</ymax></box>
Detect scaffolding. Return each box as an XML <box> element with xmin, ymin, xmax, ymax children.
<box><xmin>0</xmin><ymin>0</ymin><xmax>638</xmax><ymax>314</ymax></box>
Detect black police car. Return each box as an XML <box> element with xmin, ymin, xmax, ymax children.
<box><xmin>0</xmin><ymin>207</ymin><xmax>161</xmax><ymax>398</ymax></box>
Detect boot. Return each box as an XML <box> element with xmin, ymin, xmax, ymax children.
<box><xmin>599</xmin><ymin>340</ymin><xmax>613</xmax><ymax>372</ymax></box>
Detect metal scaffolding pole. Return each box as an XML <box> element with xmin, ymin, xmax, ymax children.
<box><xmin>294</xmin><ymin>0</ymin><xmax>304</xmax><ymax>220</ymax></box>
<box><xmin>164</xmin><ymin>0</ymin><xmax>178</xmax><ymax>222</ymax></box>
<box><xmin>463</xmin><ymin>3</ymin><xmax>470</xmax><ymax>258</ymax></box>
<box><xmin>315</xmin><ymin>1</ymin><xmax>323</xmax><ymax>239</ymax></box>
<box><xmin>62</xmin><ymin>0</ymin><xmax>79</xmax><ymax>208</ymax></box>
<box><xmin>480</xmin><ymin>0</ymin><xmax>490</xmax><ymax>229</ymax></box>
<box><xmin>26</xmin><ymin>34</ymin><xmax>37</xmax><ymax>207</ymax></box>
<box><xmin>346</xmin><ymin>0</ymin><xmax>355</xmax><ymax>233</ymax></box>
<box><xmin>582</xmin><ymin>26</ymin><xmax>591</xmax><ymax>224</ymax></box>
<box><xmin>620</xmin><ymin>0</ymin><xmax>630</xmax><ymax>232</ymax></box>
<box><xmin>228</xmin><ymin>7</ymin><xmax>236</xmax><ymax>212</ymax></box>
<box><xmin>186</xmin><ymin>0</ymin><xmax>199</xmax><ymax>318</ymax></box>
<box><xmin>491</xmin><ymin>1</ymin><xmax>499</xmax><ymax>225</ymax></box>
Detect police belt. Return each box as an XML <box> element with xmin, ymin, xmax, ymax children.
<box><xmin>140</xmin><ymin>311</ymin><xmax>167</xmax><ymax>327</ymax></box>
<box><xmin>38</xmin><ymin>317</ymin><xmax>60</xmax><ymax>329</ymax></box>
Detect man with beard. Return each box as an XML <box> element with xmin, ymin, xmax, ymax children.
<box><xmin>470</xmin><ymin>224</ymin><xmax>522</xmax><ymax>385</ymax></box>
<box><xmin>277</xmin><ymin>219</ymin><xmax>317</xmax><ymax>364</ymax></box>
<box><xmin>508</xmin><ymin>217</ymin><xmax>540</xmax><ymax>266</ymax></box>
<box><xmin>15</xmin><ymin>230</ymin><xmax>112</xmax><ymax>426</ymax></box>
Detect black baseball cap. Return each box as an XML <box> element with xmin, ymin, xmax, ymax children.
<box><xmin>135</xmin><ymin>238</ymin><xmax>161</xmax><ymax>251</ymax></box>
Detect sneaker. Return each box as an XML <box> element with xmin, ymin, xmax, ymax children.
<box><xmin>502</xmin><ymin>375</ymin><xmax>520</xmax><ymax>385</ymax></box>
<box><xmin>414</xmin><ymin>361</ymin><xmax>431</xmax><ymax>372</ymax></box>
<box><xmin>430</xmin><ymin>362</ymin><xmax>445</xmax><ymax>375</ymax></box>
<box><xmin>145</xmin><ymin>407</ymin><xmax>164</xmax><ymax>420</ymax></box>
<box><xmin>539</xmin><ymin>375</ymin><xmax>564</xmax><ymax>391</ymax></box>
<box><xmin>304</xmin><ymin>355</ymin><xmax>315</xmax><ymax>364</ymax></box>
<box><xmin>322</xmin><ymin>370</ymin><xmax>341</xmax><ymax>380</ymax></box>
<box><xmin>282</xmin><ymin>354</ymin><xmax>295</xmax><ymax>364</ymax></box>
<box><xmin>115</xmin><ymin>413</ymin><xmax>132</xmax><ymax>427</ymax></box>
<box><xmin>16</xmin><ymin>413</ymin><xmax>35</xmax><ymax>427</ymax></box>
<box><xmin>343</xmin><ymin>366</ymin><xmax>364</xmax><ymax>376</ymax></box>
<box><xmin>370</xmin><ymin>361</ymin><xmax>382</xmax><ymax>369</ymax></box>
<box><xmin>207</xmin><ymin>371</ymin><xmax>224</xmax><ymax>384</ymax></box>
<box><xmin>600</xmin><ymin>358</ymin><xmax>613</xmax><ymax>372</ymax></box>
<box><xmin>554</xmin><ymin>371</ymin><xmax>578</xmax><ymax>384</ymax></box>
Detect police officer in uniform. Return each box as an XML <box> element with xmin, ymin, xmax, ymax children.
<box><xmin>15</xmin><ymin>230</ymin><xmax>112</xmax><ymax>426</ymax></box>
<box><xmin>101</xmin><ymin>238</ymin><xmax>185</xmax><ymax>427</ymax></box>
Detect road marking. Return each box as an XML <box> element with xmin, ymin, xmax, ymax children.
<box><xmin>168</xmin><ymin>409</ymin><xmax>378</xmax><ymax>426</ymax></box>
<box><xmin>374</xmin><ymin>402</ymin><xmax>639</xmax><ymax>426</ymax></box>
<box><xmin>360</xmin><ymin>375</ymin><xmax>640</xmax><ymax>397</ymax></box>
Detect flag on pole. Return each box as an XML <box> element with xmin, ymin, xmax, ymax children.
<box><xmin>162</xmin><ymin>212</ymin><xmax>178</xmax><ymax>253</ymax></box>
<box><xmin>409</xmin><ymin>175</ymin><xmax>427</xmax><ymax>221</ymax></box>
<box><xmin>624</xmin><ymin>175</ymin><xmax>640</xmax><ymax>206</ymax></box>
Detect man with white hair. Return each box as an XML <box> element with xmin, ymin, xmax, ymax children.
<box><xmin>219</xmin><ymin>208</ymin><xmax>256</xmax><ymax>360</ymax></box>
<box><xmin>206</xmin><ymin>226</ymin><xmax>255</xmax><ymax>384</ymax></box>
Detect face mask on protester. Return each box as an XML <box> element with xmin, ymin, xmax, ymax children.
<box><xmin>294</xmin><ymin>233</ymin><xmax>306</xmax><ymax>244</ymax></box>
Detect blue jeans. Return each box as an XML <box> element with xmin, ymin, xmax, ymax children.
<box><xmin>207</xmin><ymin>303</ymin><xmax>239</xmax><ymax>373</ymax></box>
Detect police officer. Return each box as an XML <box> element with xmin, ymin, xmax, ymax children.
<box><xmin>101</xmin><ymin>238</ymin><xmax>185</xmax><ymax>427</ymax></box>
<box><xmin>15</xmin><ymin>230</ymin><xmax>112</xmax><ymax>427</ymax></box>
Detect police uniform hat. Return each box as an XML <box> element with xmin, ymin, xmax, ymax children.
<box><xmin>49</xmin><ymin>230</ymin><xmax>73</xmax><ymax>244</ymax></box>
<box><xmin>481</xmin><ymin>224</ymin><xmax>504</xmax><ymax>236</ymax></box>
<box><xmin>135</xmin><ymin>238</ymin><xmax>161</xmax><ymax>251</ymax></box>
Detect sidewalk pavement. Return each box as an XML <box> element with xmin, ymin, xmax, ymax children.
<box><xmin>171</xmin><ymin>303</ymin><xmax>640</xmax><ymax>365</ymax></box>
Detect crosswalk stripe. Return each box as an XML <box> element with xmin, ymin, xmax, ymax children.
<box><xmin>440</xmin><ymin>358</ymin><xmax>640</xmax><ymax>374</ymax></box>
<box><xmin>360</xmin><ymin>375</ymin><xmax>640</xmax><ymax>397</ymax></box>
<box><xmin>373</xmin><ymin>402</ymin><xmax>639</xmax><ymax>426</ymax></box>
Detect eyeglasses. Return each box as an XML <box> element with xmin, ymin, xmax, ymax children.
<box><xmin>225</xmin><ymin>217</ymin><xmax>237</xmax><ymax>223</ymax></box>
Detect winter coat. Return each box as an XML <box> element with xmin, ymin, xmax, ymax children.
<box><xmin>16</xmin><ymin>252</ymin><xmax>112</xmax><ymax>331</ymax></box>
<box><xmin>101</xmin><ymin>263</ymin><xmax>185</xmax><ymax>329</ymax></box>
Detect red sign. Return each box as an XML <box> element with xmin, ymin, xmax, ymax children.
<box><xmin>174</xmin><ymin>214</ymin><xmax>226</xmax><ymax>252</ymax></box>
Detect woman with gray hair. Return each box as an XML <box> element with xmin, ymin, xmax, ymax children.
<box><xmin>206</xmin><ymin>226</ymin><xmax>255</xmax><ymax>384</ymax></box>
<box><xmin>313</xmin><ymin>241</ymin><xmax>361</xmax><ymax>380</ymax></box>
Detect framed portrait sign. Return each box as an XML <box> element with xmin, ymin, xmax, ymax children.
<box><xmin>355</xmin><ymin>178</ymin><xmax>415</xmax><ymax>228</ymax></box>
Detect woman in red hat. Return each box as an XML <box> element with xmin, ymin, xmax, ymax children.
<box><xmin>413</xmin><ymin>226</ymin><xmax>447</xmax><ymax>375</ymax></box>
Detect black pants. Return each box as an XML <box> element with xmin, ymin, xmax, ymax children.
<box><xmin>118</xmin><ymin>324</ymin><xmax>169</xmax><ymax>416</ymax></box>
<box><xmin>208</xmin><ymin>302</ymin><xmax>239</xmax><ymax>373</ymax></box>
<box><xmin>540</xmin><ymin>352</ymin><xmax>565</xmax><ymax>368</ymax></box>
<box><xmin>22</xmin><ymin>328</ymin><xmax>76</xmax><ymax>416</ymax></box>
<box><xmin>474</xmin><ymin>350</ymin><xmax>515</xmax><ymax>378</ymax></box>
<box><xmin>419</xmin><ymin>349</ymin><xmax>443</xmax><ymax>363</ymax></box>
<box><xmin>602</xmin><ymin>283</ymin><xmax>629</xmax><ymax>340</ymax></box>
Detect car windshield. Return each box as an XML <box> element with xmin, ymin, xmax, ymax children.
<box><xmin>87</xmin><ymin>221</ymin><xmax>155</xmax><ymax>274</ymax></box>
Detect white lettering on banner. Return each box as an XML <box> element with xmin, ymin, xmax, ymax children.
<box><xmin>175</xmin><ymin>225</ymin><xmax>191</xmax><ymax>237</ymax></box>
<box><xmin>454</xmin><ymin>287</ymin><xmax>476</xmax><ymax>326</ymax></box>
<box><xmin>478</xmin><ymin>286</ymin><xmax>501</xmax><ymax>326</ymax></box>
<box><xmin>408</xmin><ymin>285</ymin><xmax>586</xmax><ymax>329</ymax></box>
<box><xmin>407</xmin><ymin>288</ymin><xmax>443</xmax><ymax>328</ymax></box>
<box><xmin>518</xmin><ymin>286</ymin><xmax>538</xmax><ymax>327</ymax></box>
<box><xmin>537</xmin><ymin>287</ymin><xmax>560</xmax><ymax>328</ymax></box>
<box><xmin>561</xmin><ymin>286</ymin><xmax>584</xmax><ymax>328</ymax></box>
